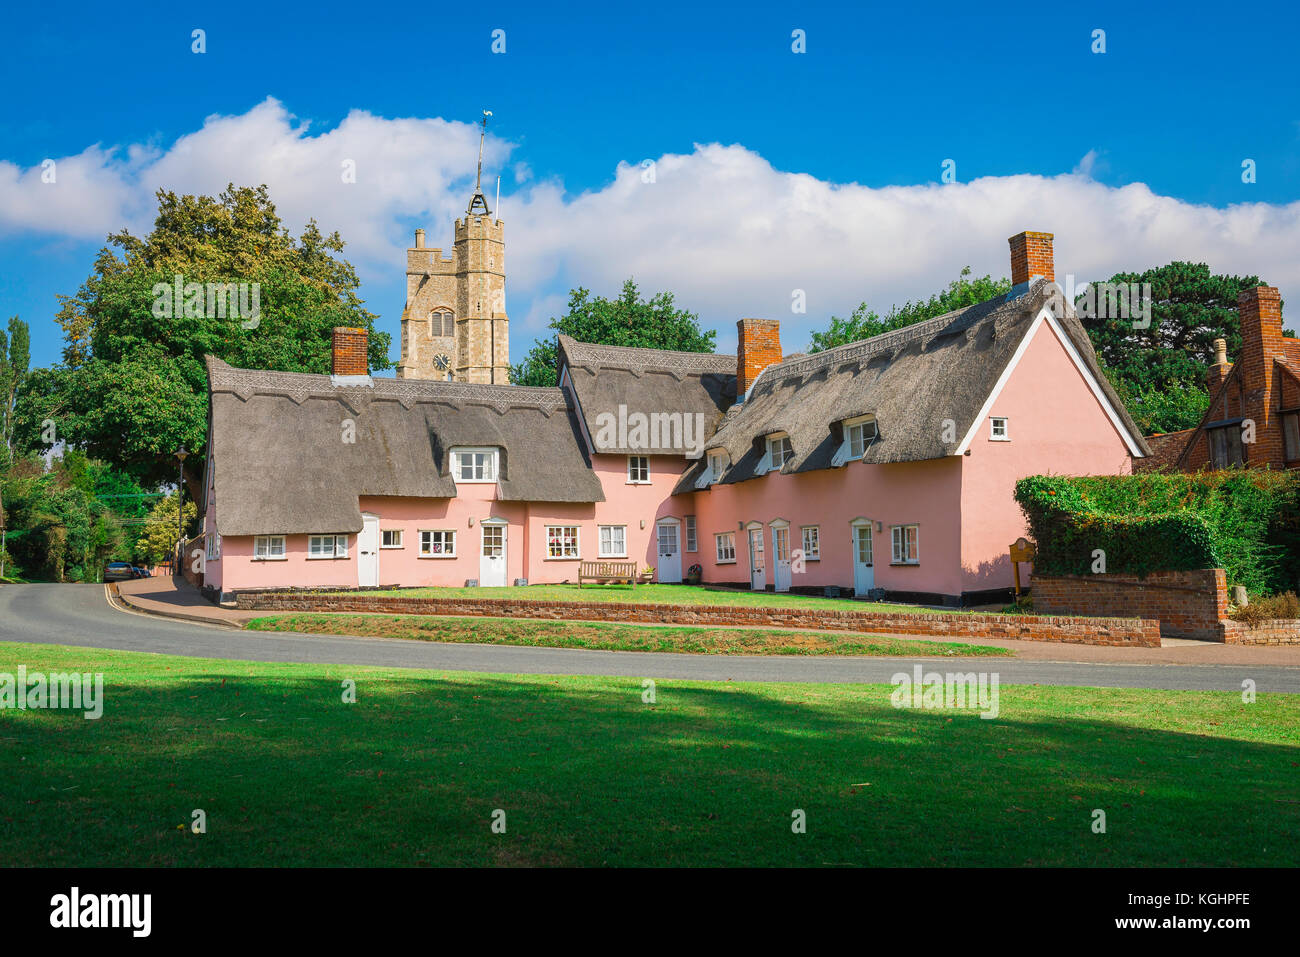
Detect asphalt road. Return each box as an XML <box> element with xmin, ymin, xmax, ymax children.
<box><xmin>2</xmin><ymin>583</ymin><xmax>1299</xmax><ymax>691</ymax></box>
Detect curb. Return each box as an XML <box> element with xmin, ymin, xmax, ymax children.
<box><xmin>106</xmin><ymin>584</ymin><xmax>246</xmax><ymax>631</ymax></box>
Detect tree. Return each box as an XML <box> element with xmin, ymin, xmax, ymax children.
<box><xmin>33</xmin><ymin>184</ymin><xmax>390</xmax><ymax>493</ymax></box>
<box><xmin>510</xmin><ymin>279</ymin><xmax>716</xmax><ymax>386</ymax></box>
<box><xmin>1074</xmin><ymin>262</ymin><xmax>1268</xmax><ymax>431</ymax></box>
<box><xmin>0</xmin><ymin>316</ymin><xmax>30</xmax><ymax>459</ymax></box>
<box><xmin>809</xmin><ymin>267</ymin><xmax>1011</xmax><ymax>352</ymax></box>
<box><xmin>136</xmin><ymin>491</ymin><xmax>197</xmax><ymax>568</ymax></box>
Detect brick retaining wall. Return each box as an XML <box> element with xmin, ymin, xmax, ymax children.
<box><xmin>234</xmin><ymin>592</ymin><xmax>1161</xmax><ymax>647</ymax></box>
<box><xmin>1033</xmin><ymin>569</ymin><xmax>1300</xmax><ymax>644</ymax></box>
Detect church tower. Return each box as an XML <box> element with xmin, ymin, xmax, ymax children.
<box><xmin>397</xmin><ymin>113</ymin><xmax>509</xmax><ymax>384</ymax></box>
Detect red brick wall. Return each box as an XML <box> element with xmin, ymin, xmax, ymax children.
<box><xmin>1221</xmin><ymin>620</ymin><xmax>1300</xmax><ymax>645</ymax></box>
<box><xmin>332</xmin><ymin>326</ymin><xmax>369</xmax><ymax>376</ymax></box>
<box><xmin>1008</xmin><ymin>231</ymin><xmax>1054</xmax><ymax>285</ymax></box>
<box><xmin>1237</xmin><ymin>286</ymin><xmax>1286</xmax><ymax>469</ymax></box>
<box><xmin>736</xmin><ymin>318</ymin><xmax>782</xmax><ymax>397</ymax></box>
<box><xmin>1034</xmin><ymin>569</ymin><xmax>1226</xmax><ymax>640</ymax></box>
<box><xmin>235</xmin><ymin>592</ymin><xmax>1160</xmax><ymax>646</ymax></box>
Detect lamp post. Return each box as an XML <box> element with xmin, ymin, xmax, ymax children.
<box><xmin>175</xmin><ymin>446</ymin><xmax>188</xmax><ymax>573</ymax></box>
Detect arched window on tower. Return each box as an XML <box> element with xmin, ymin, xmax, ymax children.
<box><xmin>428</xmin><ymin>309</ymin><xmax>454</xmax><ymax>338</ymax></box>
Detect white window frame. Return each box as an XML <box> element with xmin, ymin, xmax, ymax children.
<box><xmin>990</xmin><ymin>416</ymin><xmax>1009</xmax><ymax>441</ymax></box>
<box><xmin>627</xmin><ymin>455</ymin><xmax>650</xmax><ymax>484</ymax></box>
<box><xmin>891</xmin><ymin>524</ymin><xmax>920</xmax><ymax>565</ymax></box>
<box><xmin>765</xmin><ymin>433</ymin><xmax>794</xmax><ymax>472</ymax></box>
<box><xmin>800</xmin><ymin>525</ymin><xmax>820</xmax><ymax>561</ymax></box>
<box><xmin>545</xmin><ymin>525</ymin><xmax>581</xmax><ymax>560</ymax></box>
<box><xmin>418</xmin><ymin>529</ymin><xmax>457</xmax><ymax>558</ymax></box>
<box><xmin>715</xmin><ymin>531</ymin><xmax>737</xmax><ymax>564</ymax></box>
<box><xmin>205</xmin><ymin>532</ymin><xmax>220</xmax><ymax>562</ymax></box>
<box><xmin>308</xmin><ymin>534</ymin><xmax>349</xmax><ymax>559</ymax></box>
<box><xmin>598</xmin><ymin>524</ymin><xmax>627</xmax><ymax>558</ymax></box>
<box><xmin>451</xmin><ymin>447</ymin><xmax>498</xmax><ymax>483</ymax></box>
<box><xmin>381</xmin><ymin>529</ymin><xmax>404</xmax><ymax>549</ymax></box>
<box><xmin>253</xmin><ymin>535</ymin><xmax>286</xmax><ymax>561</ymax></box>
<box><xmin>684</xmin><ymin>515</ymin><xmax>698</xmax><ymax>552</ymax></box>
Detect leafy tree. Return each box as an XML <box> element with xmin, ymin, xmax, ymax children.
<box><xmin>136</xmin><ymin>491</ymin><xmax>197</xmax><ymax>567</ymax></box>
<box><xmin>0</xmin><ymin>316</ymin><xmax>30</xmax><ymax>460</ymax></box>
<box><xmin>1074</xmin><ymin>262</ymin><xmax>1269</xmax><ymax>431</ymax></box>
<box><xmin>28</xmin><ymin>184</ymin><xmax>390</xmax><ymax>493</ymax></box>
<box><xmin>510</xmin><ymin>279</ymin><xmax>716</xmax><ymax>386</ymax></box>
<box><xmin>0</xmin><ymin>454</ymin><xmax>126</xmax><ymax>581</ymax></box>
<box><xmin>809</xmin><ymin>267</ymin><xmax>1011</xmax><ymax>352</ymax></box>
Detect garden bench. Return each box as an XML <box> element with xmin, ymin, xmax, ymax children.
<box><xmin>578</xmin><ymin>560</ymin><xmax>639</xmax><ymax>587</ymax></box>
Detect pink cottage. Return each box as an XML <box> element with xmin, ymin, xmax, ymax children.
<box><xmin>200</xmin><ymin>230</ymin><xmax>1149</xmax><ymax>605</ymax></box>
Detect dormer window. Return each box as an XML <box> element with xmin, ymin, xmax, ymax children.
<box><xmin>708</xmin><ymin>451</ymin><xmax>728</xmax><ymax>478</ymax></box>
<box><xmin>832</xmin><ymin>415</ymin><xmax>878</xmax><ymax>466</ymax></box>
<box><xmin>451</xmin><ymin>447</ymin><xmax>498</xmax><ymax>483</ymax></box>
<box><xmin>766</xmin><ymin>433</ymin><xmax>794</xmax><ymax>471</ymax></box>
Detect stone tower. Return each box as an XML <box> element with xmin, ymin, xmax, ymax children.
<box><xmin>396</xmin><ymin>214</ymin><xmax>509</xmax><ymax>383</ymax></box>
<box><xmin>397</xmin><ymin>114</ymin><xmax>509</xmax><ymax>384</ymax></box>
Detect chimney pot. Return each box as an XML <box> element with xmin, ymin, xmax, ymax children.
<box><xmin>332</xmin><ymin>326</ymin><xmax>369</xmax><ymax>377</ymax></box>
<box><xmin>736</xmin><ymin>318</ymin><xmax>782</xmax><ymax>398</ymax></box>
<box><xmin>1214</xmin><ymin>338</ymin><xmax>1227</xmax><ymax>365</ymax></box>
<box><xmin>414</xmin><ymin>228</ymin><xmax>426</xmax><ymax>248</ymax></box>
<box><xmin>1008</xmin><ymin>230</ymin><xmax>1055</xmax><ymax>286</ymax></box>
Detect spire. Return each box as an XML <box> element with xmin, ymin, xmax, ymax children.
<box><xmin>467</xmin><ymin>110</ymin><xmax>493</xmax><ymax>217</ymax></box>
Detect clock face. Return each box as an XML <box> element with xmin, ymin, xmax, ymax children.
<box><xmin>433</xmin><ymin>353</ymin><xmax>450</xmax><ymax>371</ymax></box>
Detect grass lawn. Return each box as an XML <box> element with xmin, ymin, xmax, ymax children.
<box><xmin>245</xmin><ymin>613</ymin><xmax>1012</xmax><ymax>657</ymax></box>
<box><xmin>339</xmin><ymin>582</ymin><xmax>982</xmax><ymax>614</ymax></box>
<box><xmin>2</xmin><ymin>642</ymin><xmax>1296</xmax><ymax>867</ymax></box>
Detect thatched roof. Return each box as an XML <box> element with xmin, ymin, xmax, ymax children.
<box><xmin>206</xmin><ymin>357</ymin><xmax>603</xmax><ymax>536</ymax></box>
<box><xmin>673</xmin><ymin>280</ymin><xmax>1149</xmax><ymax>493</ymax></box>
<box><xmin>558</xmin><ymin>335</ymin><xmax>736</xmax><ymax>455</ymax></box>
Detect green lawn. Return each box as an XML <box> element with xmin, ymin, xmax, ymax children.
<box><xmin>2</xmin><ymin>642</ymin><xmax>1295</xmax><ymax>867</ymax></box>
<box><xmin>245</xmin><ymin>613</ymin><xmax>1011</xmax><ymax>657</ymax></box>
<box><xmin>339</xmin><ymin>582</ymin><xmax>981</xmax><ymax>614</ymax></box>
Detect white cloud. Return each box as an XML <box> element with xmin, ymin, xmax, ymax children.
<box><xmin>4</xmin><ymin>99</ymin><xmax>1300</xmax><ymax>350</ymax></box>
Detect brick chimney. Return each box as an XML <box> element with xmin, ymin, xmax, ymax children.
<box><xmin>1008</xmin><ymin>231</ymin><xmax>1055</xmax><ymax>285</ymax></box>
<box><xmin>332</xmin><ymin>326</ymin><xmax>369</xmax><ymax>377</ymax></box>
<box><xmin>1205</xmin><ymin>337</ymin><xmax>1231</xmax><ymax>394</ymax></box>
<box><xmin>736</xmin><ymin>318</ymin><xmax>782</xmax><ymax>398</ymax></box>
<box><xmin>1237</xmin><ymin>286</ymin><xmax>1284</xmax><ymax>463</ymax></box>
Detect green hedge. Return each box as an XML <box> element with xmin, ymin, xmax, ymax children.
<box><xmin>1015</xmin><ymin>471</ymin><xmax>1300</xmax><ymax>595</ymax></box>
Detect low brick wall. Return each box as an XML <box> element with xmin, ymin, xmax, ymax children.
<box><xmin>235</xmin><ymin>592</ymin><xmax>1160</xmax><ymax>647</ymax></box>
<box><xmin>1033</xmin><ymin>569</ymin><xmax>1227</xmax><ymax>641</ymax></box>
<box><xmin>1221</xmin><ymin>619</ymin><xmax>1300</xmax><ymax>645</ymax></box>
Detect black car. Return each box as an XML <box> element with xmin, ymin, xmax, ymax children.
<box><xmin>103</xmin><ymin>562</ymin><xmax>136</xmax><ymax>583</ymax></box>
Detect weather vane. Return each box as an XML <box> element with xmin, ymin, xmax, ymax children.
<box><xmin>468</xmin><ymin>109</ymin><xmax>493</xmax><ymax>217</ymax></box>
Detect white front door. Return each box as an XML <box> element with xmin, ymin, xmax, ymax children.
<box><xmin>748</xmin><ymin>526</ymin><xmax>766</xmax><ymax>590</ymax></box>
<box><xmin>657</xmin><ymin>521</ymin><xmax>682</xmax><ymax>583</ymax></box>
<box><xmin>852</xmin><ymin>523</ymin><xmax>874</xmax><ymax>596</ymax></box>
<box><xmin>771</xmin><ymin>524</ymin><xmax>791</xmax><ymax>592</ymax></box>
<box><xmin>480</xmin><ymin>522</ymin><xmax>507</xmax><ymax>587</ymax></box>
<box><xmin>358</xmin><ymin>513</ymin><xmax>380</xmax><ymax>587</ymax></box>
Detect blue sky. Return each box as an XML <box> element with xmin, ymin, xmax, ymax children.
<box><xmin>3</xmin><ymin>0</ymin><xmax>1299</xmax><ymax>368</ymax></box>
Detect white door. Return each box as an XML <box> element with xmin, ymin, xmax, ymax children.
<box><xmin>771</xmin><ymin>524</ymin><xmax>791</xmax><ymax>592</ymax></box>
<box><xmin>657</xmin><ymin>521</ymin><xmax>682</xmax><ymax>583</ymax></box>
<box><xmin>748</xmin><ymin>526</ymin><xmax>766</xmax><ymax>590</ymax></box>
<box><xmin>358</xmin><ymin>513</ymin><xmax>380</xmax><ymax>587</ymax></box>
<box><xmin>852</xmin><ymin>523</ymin><xmax>874</xmax><ymax>596</ymax></box>
<box><xmin>480</xmin><ymin>522</ymin><xmax>507</xmax><ymax>587</ymax></box>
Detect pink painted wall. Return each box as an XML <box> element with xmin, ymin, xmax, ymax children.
<box><xmin>958</xmin><ymin>316</ymin><xmax>1135</xmax><ymax>591</ymax></box>
<box><xmin>687</xmin><ymin>456</ymin><xmax>965</xmax><ymax>596</ymax></box>
<box><xmin>208</xmin><ymin>453</ymin><xmax>690</xmax><ymax>591</ymax></box>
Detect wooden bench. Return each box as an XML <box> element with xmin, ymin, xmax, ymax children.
<box><xmin>578</xmin><ymin>560</ymin><xmax>639</xmax><ymax>587</ymax></box>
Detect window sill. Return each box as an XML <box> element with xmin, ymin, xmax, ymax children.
<box><xmin>598</xmin><ymin>554</ymin><xmax>629</xmax><ymax>560</ymax></box>
<box><xmin>252</xmin><ymin>556</ymin><xmax>288</xmax><ymax>562</ymax></box>
<box><xmin>626</xmin><ymin>480</ymin><xmax>651</xmax><ymax>486</ymax></box>
<box><xmin>380</xmin><ymin>545</ymin><xmax>404</xmax><ymax>550</ymax></box>
<box><xmin>890</xmin><ymin>561</ymin><xmax>920</xmax><ymax>567</ymax></box>
<box><xmin>418</xmin><ymin>554</ymin><xmax>457</xmax><ymax>559</ymax></box>
<box><xmin>989</xmin><ymin>437</ymin><xmax>1010</xmax><ymax>442</ymax></box>
<box><xmin>715</xmin><ymin>559</ymin><xmax>737</xmax><ymax>565</ymax></box>
<box><xmin>544</xmin><ymin>556</ymin><xmax>581</xmax><ymax>562</ymax></box>
<box><xmin>803</xmin><ymin>556</ymin><xmax>820</xmax><ymax>562</ymax></box>
<box><xmin>306</xmin><ymin>556</ymin><xmax>348</xmax><ymax>560</ymax></box>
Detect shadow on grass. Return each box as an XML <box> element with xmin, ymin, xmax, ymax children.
<box><xmin>1</xmin><ymin>665</ymin><xmax>1295</xmax><ymax>867</ymax></box>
